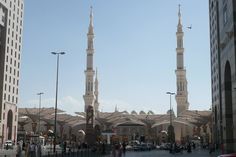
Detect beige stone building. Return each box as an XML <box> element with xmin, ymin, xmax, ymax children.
<box><xmin>0</xmin><ymin>0</ymin><xmax>24</xmax><ymax>145</ymax></box>
<box><xmin>209</xmin><ymin>0</ymin><xmax>236</xmax><ymax>153</ymax></box>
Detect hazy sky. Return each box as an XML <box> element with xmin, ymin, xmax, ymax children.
<box><xmin>19</xmin><ymin>0</ymin><xmax>211</xmax><ymax>115</ymax></box>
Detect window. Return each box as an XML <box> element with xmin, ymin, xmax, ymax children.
<box><xmin>4</xmin><ymin>94</ymin><xmax>6</xmax><ymax>100</ymax></box>
<box><xmin>8</xmin><ymin>95</ymin><xmax>10</xmax><ymax>101</ymax></box>
<box><xmin>223</xmin><ymin>5</ymin><xmax>228</xmax><ymax>25</ymax></box>
<box><xmin>12</xmin><ymin>96</ymin><xmax>14</xmax><ymax>102</ymax></box>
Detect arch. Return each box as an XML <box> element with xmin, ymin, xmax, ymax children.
<box><xmin>7</xmin><ymin>110</ymin><xmax>13</xmax><ymax>140</ymax></box>
<box><xmin>224</xmin><ymin>61</ymin><xmax>234</xmax><ymax>152</ymax></box>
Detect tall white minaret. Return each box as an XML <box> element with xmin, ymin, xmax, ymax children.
<box><xmin>94</xmin><ymin>68</ymin><xmax>100</xmax><ymax>116</ymax></box>
<box><xmin>175</xmin><ymin>5</ymin><xmax>189</xmax><ymax>116</ymax></box>
<box><xmin>83</xmin><ymin>7</ymin><xmax>95</xmax><ymax>112</ymax></box>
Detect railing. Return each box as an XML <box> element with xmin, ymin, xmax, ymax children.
<box><xmin>42</xmin><ymin>149</ymin><xmax>105</xmax><ymax>157</ymax></box>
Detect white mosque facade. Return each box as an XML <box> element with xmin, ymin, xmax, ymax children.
<box><xmin>17</xmin><ymin>6</ymin><xmax>212</xmax><ymax>145</ymax></box>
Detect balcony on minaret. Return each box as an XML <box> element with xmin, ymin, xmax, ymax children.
<box><xmin>176</xmin><ymin>48</ymin><xmax>184</xmax><ymax>53</ymax></box>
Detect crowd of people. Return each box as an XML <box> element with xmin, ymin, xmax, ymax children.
<box><xmin>111</xmin><ymin>142</ymin><xmax>127</xmax><ymax>157</ymax></box>
<box><xmin>15</xmin><ymin>141</ymin><xmax>42</xmax><ymax>157</ymax></box>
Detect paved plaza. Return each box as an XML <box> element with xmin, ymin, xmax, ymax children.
<box><xmin>112</xmin><ymin>149</ymin><xmax>221</xmax><ymax>157</ymax></box>
<box><xmin>0</xmin><ymin>148</ymin><xmax>221</xmax><ymax>157</ymax></box>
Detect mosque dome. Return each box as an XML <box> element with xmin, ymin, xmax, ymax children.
<box><xmin>147</xmin><ymin>110</ymin><xmax>154</xmax><ymax>115</ymax></box>
<box><xmin>139</xmin><ymin>111</ymin><xmax>146</xmax><ymax>115</ymax></box>
<box><xmin>131</xmin><ymin>110</ymin><xmax>137</xmax><ymax>115</ymax></box>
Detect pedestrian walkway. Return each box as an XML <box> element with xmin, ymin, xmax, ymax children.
<box><xmin>104</xmin><ymin>149</ymin><xmax>221</xmax><ymax>157</ymax></box>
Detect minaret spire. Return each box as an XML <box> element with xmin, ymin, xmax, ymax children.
<box><xmin>175</xmin><ymin>5</ymin><xmax>189</xmax><ymax>116</ymax></box>
<box><xmin>178</xmin><ymin>4</ymin><xmax>182</xmax><ymax>32</ymax></box>
<box><xmin>83</xmin><ymin>7</ymin><xmax>95</xmax><ymax>112</ymax></box>
<box><xmin>89</xmin><ymin>6</ymin><xmax>94</xmax><ymax>35</ymax></box>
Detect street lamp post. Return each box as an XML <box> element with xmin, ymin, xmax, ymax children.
<box><xmin>51</xmin><ymin>51</ymin><xmax>65</xmax><ymax>153</ymax></box>
<box><xmin>37</xmin><ymin>92</ymin><xmax>44</xmax><ymax>134</ymax></box>
<box><xmin>166</xmin><ymin>92</ymin><xmax>175</xmax><ymax>153</ymax></box>
<box><xmin>166</xmin><ymin>92</ymin><xmax>175</xmax><ymax>126</ymax></box>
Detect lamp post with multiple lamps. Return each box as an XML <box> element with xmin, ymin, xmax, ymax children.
<box><xmin>166</xmin><ymin>92</ymin><xmax>175</xmax><ymax>153</ymax></box>
<box><xmin>51</xmin><ymin>51</ymin><xmax>65</xmax><ymax>153</ymax></box>
<box><xmin>37</xmin><ymin>92</ymin><xmax>44</xmax><ymax>134</ymax></box>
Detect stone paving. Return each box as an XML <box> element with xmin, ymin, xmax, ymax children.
<box><xmin>0</xmin><ymin>148</ymin><xmax>221</xmax><ymax>157</ymax></box>
<box><xmin>119</xmin><ymin>149</ymin><xmax>221</xmax><ymax>157</ymax></box>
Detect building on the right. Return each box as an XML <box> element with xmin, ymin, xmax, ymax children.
<box><xmin>209</xmin><ymin>0</ymin><xmax>236</xmax><ymax>153</ymax></box>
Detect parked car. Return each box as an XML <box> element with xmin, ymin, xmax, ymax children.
<box><xmin>125</xmin><ymin>145</ymin><xmax>133</xmax><ymax>151</ymax></box>
<box><xmin>140</xmin><ymin>143</ymin><xmax>151</xmax><ymax>151</ymax></box>
<box><xmin>160</xmin><ymin>143</ymin><xmax>171</xmax><ymax>150</ymax></box>
<box><xmin>4</xmin><ymin>140</ymin><xmax>14</xmax><ymax>149</ymax></box>
<box><xmin>133</xmin><ymin>144</ymin><xmax>142</xmax><ymax>151</ymax></box>
<box><xmin>156</xmin><ymin>145</ymin><xmax>161</xmax><ymax>150</ymax></box>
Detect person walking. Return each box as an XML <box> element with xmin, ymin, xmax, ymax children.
<box><xmin>16</xmin><ymin>142</ymin><xmax>22</xmax><ymax>157</ymax></box>
<box><xmin>122</xmin><ymin>142</ymin><xmax>126</xmax><ymax>156</ymax></box>
<box><xmin>112</xmin><ymin>144</ymin><xmax>122</xmax><ymax>157</ymax></box>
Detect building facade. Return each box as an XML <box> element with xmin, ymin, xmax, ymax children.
<box><xmin>209</xmin><ymin>0</ymin><xmax>223</xmax><ymax>150</ymax></box>
<box><xmin>209</xmin><ymin>0</ymin><xmax>236</xmax><ymax>153</ymax></box>
<box><xmin>0</xmin><ymin>0</ymin><xmax>24</xmax><ymax>145</ymax></box>
<box><xmin>175</xmin><ymin>5</ymin><xmax>189</xmax><ymax>116</ymax></box>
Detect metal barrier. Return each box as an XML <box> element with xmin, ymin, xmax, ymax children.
<box><xmin>42</xmin><ymin>149</ymin><xmax>105</xmax><ymax>157</ymax></box>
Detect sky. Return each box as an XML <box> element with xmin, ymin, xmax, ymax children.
<box><xmin>19</xmin><ymin>0</ymin><xmax>211</xmax><ymax>115</ymax></box>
